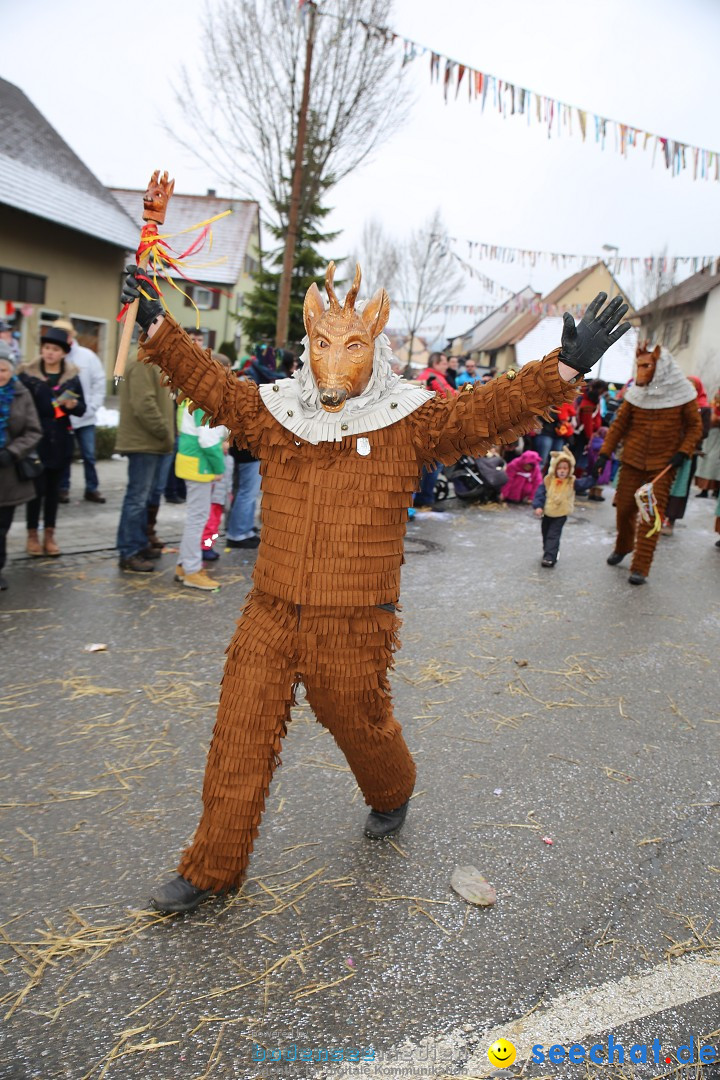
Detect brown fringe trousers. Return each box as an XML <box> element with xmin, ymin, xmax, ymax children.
<box><xmin>177</xmin><ymin>590</ymin><xmax>415</xmax><ymax>893</ymax></box>
<box><xmin>612</xmin><ymin>463</ymin><xmax>675</xmax><ymax>577</ymax></box>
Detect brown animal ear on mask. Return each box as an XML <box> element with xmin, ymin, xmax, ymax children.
<box><xmin>361</xmin><ymin>288</ymin><xmax>390</xmax><ymax>339</ymax></box>
<box><xmin>651</xmin><ymin>344</ymin><xmax>661</xmax><ymax>360</ymax></box>
<box><xmin>303</xmin><ymin>282</ymin><xmax>325</xmax><ymax>336</ymax></box>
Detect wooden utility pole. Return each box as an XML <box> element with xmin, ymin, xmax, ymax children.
<box><xmin>275</xmin><ymin>1</ymin><xmax>316</xmax><ymax>348</ymax></box>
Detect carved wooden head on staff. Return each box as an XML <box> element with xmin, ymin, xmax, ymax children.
<box><xmin>635</xmin><ymin>340</ymin><xmax>661</xmax><ymax>386</ymax></box>
<box><xmin>143</xmin><ymin>170</ymin><xmax>175</xmax><ymax>224</ymax></box>
<box><xmin>303</xmin><ymin>262</ymin><xmax>390</xmax><ymax>412</ymax></box>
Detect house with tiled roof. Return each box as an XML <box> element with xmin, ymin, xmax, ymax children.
<box><xmin>0</xmin><ymin>76</ymin><xmax>139</xmax><ymax>371</ymax></box>
<box><xmin>110</xmin><ymin>189</ymin><xmax>260</xmax><ymax>356</ymax></box>
<box><xmin>448</xmin><ymin>286</ymin><xmax>540</xmax><ymax>365</ymax></box>
<box><xmin>450</xmin><ymin>262</ymin><xmax>631</xmax><ymax>374</ymax></box>
<box><xmin>632</xmin><ymin>262</ymin><xmax>720</xmax><ymax>386</ymax></box>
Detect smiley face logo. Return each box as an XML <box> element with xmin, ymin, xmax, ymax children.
<box><xmin>487</xmin><ymin>1039</ymin><xmax>517</xmax><ymax>1068</ymax></box>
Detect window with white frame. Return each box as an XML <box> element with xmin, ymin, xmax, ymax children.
<box><xmin>193</xmin><ymin>287</ymin><xmax>213</xmax><ymax>310</ymax></box>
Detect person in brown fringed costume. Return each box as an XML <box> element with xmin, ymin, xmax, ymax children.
<box><xmin>121</xmin><ymin>266</ymin><xmax>630</xmax><ymax>913</ymax></box>
<box><xmin>593</xmin><ymin>342</ymin><xmax>703</xmax><ymax>585</ymax></box>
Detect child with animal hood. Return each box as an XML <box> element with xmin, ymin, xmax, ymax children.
<box><xmin>532</xmin><ymin>447</ymin><xmax>576</xmax><ymax>567</ymax></box>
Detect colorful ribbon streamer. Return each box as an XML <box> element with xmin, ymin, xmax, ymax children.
<box><xmin>635</xmin><ymin>481</ymin><xmax>663</xmax><ymax>538</ymax></box>
<box><xmin>117</xmin><ymin>210</ymin><xmax>232</xmax><ymax>328</ymax></box>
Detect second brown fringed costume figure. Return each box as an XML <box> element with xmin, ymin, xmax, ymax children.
<box><xmin>595</xmin><ymin>342</ymin><xmax>702</xmax><ymax>585</ymax></box>
<box><xmin>120</xmin><ymin>265</ymin><xmax>629</xmax><ymax>913</ymax></box>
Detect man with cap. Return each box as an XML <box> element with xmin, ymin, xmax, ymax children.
<box><xmin>53</xmin><ymin>319</ymin><xmax>107</xmax><ymax>504</ymax></box>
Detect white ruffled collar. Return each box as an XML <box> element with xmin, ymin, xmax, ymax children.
<box><xmin>258</xmin><ymin>332</ymin><xmax>433</xmax><ymax>444</ymax></box>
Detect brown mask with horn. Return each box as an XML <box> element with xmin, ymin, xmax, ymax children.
<box><xmin>303</xmin><ymin>262</ymin><xmax>390</xmax><ymax>412</ymax></box>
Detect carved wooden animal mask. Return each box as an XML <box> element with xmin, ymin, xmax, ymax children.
<box><xmin>143</xmin><ymin>170</ymin><xmax>175</xmax><ymax>224</ymax></box>
<box><xmin>635</xmin><ymin>341</ymin><xmax>661</xmax><ymax>386</ymax></box>
<box><xmin>303</xmin><ymin>262</ymin><xmax>390</xmax><ymax>412</ymax></box>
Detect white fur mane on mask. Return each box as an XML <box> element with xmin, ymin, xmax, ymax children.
<box><xmin>296</xmin><ymin>321</ymin><xmax>402</xmax><ymax>418</ymax></box>
<box><xmin>257</xmin><ymin>300</ymin><xmax>433</xmax><ymax>444</ymax></box>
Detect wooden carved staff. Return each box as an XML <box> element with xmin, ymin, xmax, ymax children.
<box><xmin>114</xmin><ymin>170</ymin><xmax>175</xmax><ymax>382</ymax></box>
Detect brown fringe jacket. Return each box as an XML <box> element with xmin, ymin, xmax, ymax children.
<box><xmin>600</xmin><ymin>400</ymin><xmax>703</xmax><ymax>473</ymax></box>
<box><xmin>140</xmin><ymin>317</ymin><xmax>578</xmax><ymax>607</ymax></box>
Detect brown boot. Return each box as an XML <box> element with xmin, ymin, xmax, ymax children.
<box><xmin>43</xmin><ymin>528</ymin><xmax>61</xmax><ymax>557</ymax></box>
<box><xmin>146</xmin><ymin>504</ymin><xmax>164</xmax><ymax>550</ymax></box>
<box><xmin>26</xmin><ymin>529</ymin><xmax>43</xmax><ymax>557</ymax></box>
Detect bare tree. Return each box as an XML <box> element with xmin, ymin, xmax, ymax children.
<box><xmin>172</xmin><ymin>0</ymin><xmax>410</xmax><ymax>231</ymax></box>
<box><xmin>348</xmin><ymin>219</ymin><xmax>400</xmax><ymax>297</ymax></box>
<box><xmin>392</xmin><ymin>211</ymin><xmax>465</xmax><ymax>370</ymax></box>
<box><xmin>636</xmin><ymin>247</ymin><xmax>677</xmax><ymax>347</ymax></box>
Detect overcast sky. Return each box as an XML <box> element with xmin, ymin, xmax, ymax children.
<box><xmin>4</xmin><ymin>0</ymin><xmax>720</xmax><ymax>346</ymax></box>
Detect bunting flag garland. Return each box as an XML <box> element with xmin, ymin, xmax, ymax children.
<box><xmin>391</xmin><ymin>297</ymin><xmax>590</xmax><ymax>320</ymax></box>
<box><xmin>323</xmin><ymin>10</ymin><xmax>719</xmax><ymax>182</ymax></box>
<box><xmin>447</xmin><ymin>235</ymin><xmax>720</xmax><ymax>276</ymax></box>
<box><xmin>447</xmin><ymin>250</ymin><xmax>515</xmax><ymax>299</ymax></box>
<box><xmin>418</xmin><ymin>38</ymin><xmax>718</xmax><ymax>181</ymax></box>
<box><xmin>117</xmin><ymin>210</ymin><xmax>232</xmax><ymax>328</ymax></box>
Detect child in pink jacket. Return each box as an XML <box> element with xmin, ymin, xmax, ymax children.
<box><xmin>502</xmin><ymin>450</ymin><xmax>542</xmax><ymax>503</ymax></box>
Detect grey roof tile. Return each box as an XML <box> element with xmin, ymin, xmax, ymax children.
<box><xmin>0</xmin><ymin>77</ymin><xmax>139</xmax><ymax>248</ymax></box>
<box><xmin>110</xmin><ymin>190</ymin><xmax>259</xmax><ymax>285</ymax></box>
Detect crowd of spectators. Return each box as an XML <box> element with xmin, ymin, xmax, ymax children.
<box><xmin>1</xmin><ymin>330</ymin><xmax>718</xmax><ymax>592</ymax></box>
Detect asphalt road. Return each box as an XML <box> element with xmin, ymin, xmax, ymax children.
<box><xmin>1</xmin><ymin>474</ymin><xmax>718</xmax><ymax>1080</ymax></box>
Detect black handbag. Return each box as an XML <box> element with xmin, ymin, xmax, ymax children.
<box><xmin>16</xmin><ymin>452</ymin><xmax>44</xmax><ymax>481</ymax></box>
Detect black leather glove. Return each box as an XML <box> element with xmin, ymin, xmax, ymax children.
<box><xmin>669</xmin><ymin>451</ymin><xmax>688</xmax><ymax>469</ymax></box>
<box><xmin>121</xmin><ymin>265</ymin><xmax>164</xmax><ymax>332</ymax></box>
<box><xmin>0</xmin><ymin>448</ymin><xmax>13</xmax><ymax>468</ymax></box>
<box><xmin>591</xmin><ymin>453</ymin><xmax>609</xmax><ymax>480</ymax></box>
<box><xmin>559</xmin><ymin>293</ymin><xmax>631</xmax><ymax>375</ymax></box>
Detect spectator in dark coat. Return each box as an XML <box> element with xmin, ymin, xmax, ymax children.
<box><xmin>0</xmin><ymin>343</ymin><xmax>42</xmax><ymax>588</ymax></box>
<box><xmin>18</xmin><ymin>327</ymin><xmax>86</xmax><ymax>557</ymax></box>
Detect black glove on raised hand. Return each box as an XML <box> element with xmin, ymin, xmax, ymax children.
<box><xmin>559</xmin><ymin>293</ymin><xmax>631</xmax><ymax>376</ymax></box>
<box><xmin>121</xmin><ymin>265</ymin><xmax>164</xmax><ymax>332</ymax></box>
<box><xmin>591</xmin><ymin>453</ymin><xmax>609</xmax><ymax>480</ymax></box>
<box><xmin>669</xmin><ymin>451</ymin><xmax>689</xmax><ymax>469</ymax></box>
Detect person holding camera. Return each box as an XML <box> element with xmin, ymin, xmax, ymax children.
<box><xmin>18</xmin><ymin>327</ymin><xmax>86</xmax><ymax>557</ymax></box>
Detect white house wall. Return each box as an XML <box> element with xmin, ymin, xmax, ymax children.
<box><xmin>689</xmin><ymin>287</ymin><xmax>720</xmax><ymax>391</ymax></box>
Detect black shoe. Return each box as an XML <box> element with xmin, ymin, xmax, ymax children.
<box><xmin>119</xmin><ymin>554</ymin><xmax>156</xmax><ymax>573</ymax></box>
<box><xmin>164</xmin><ymin>495</ymin><xmax>186</xmax><ymax>504</ymax></box>
<box><xmin>58</xmin><ymin>490</ymin><xmax>70</xmax><ymax>504</ymax></box>
<box><xmin>628</xmin><ymin>571</ymin><xmax>647</xmax><ymax>585</ymax></box>
<box><xmin>696</xmin><ymin>489</ymin><xmax>709</xmax><ymax>498</ymax></box>
<box><xmin>84</xmin><ymin>491</ymin><xmax>106</xmax><ymax>504</ymax></box>
<box><xmin>226</xmin><ymin>535</ymin><xmax>260</xmax><ymax>549</ymax></box>
<box><xmin>364</xmin><ymin>799</ymin><xmax>409</xmax><ymax>840</ymax></box>
<box><xmin>716</xmin><ymin>539</ymin><xmax>720</xmax><ymax>549</ymax></box>
<box><xmin>607</xmin><ymin>551</ymin><xmax>629</xmax><ymax>566</ymax></box>
<box><xmin>588</xmin><ymin>494</ymin><xmax>606</xmax><ymax>502</ymax></box>
<box><xmin>150</xmin><ymin>874</ymin><xmax>217</xmax><ymax>914</ymax></box>
<box><xmin>202</xmin><ymin>548</ymin><xmax>220</xmax><ymax>561</ymax></box>
<box><xmin>541</xmin><ymin>555</ymin><xmax>555</xmax><ymax>567</ymax></box>
<box><xmin>0</xmin><ymin>574</ymin><xmax>7</xmax><ymax>591</ymax></box>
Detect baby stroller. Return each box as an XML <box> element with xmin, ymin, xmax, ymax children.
<box><xmin>444</xmin><ymin>455</ymin><xmax>506</xmax><ymax>503</ymax></box>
